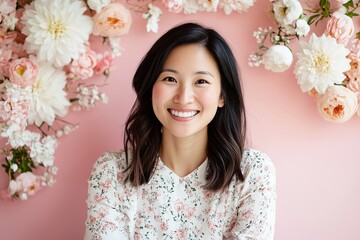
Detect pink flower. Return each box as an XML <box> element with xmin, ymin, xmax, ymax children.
<box><xmin>162</xmin><ymin>0</ymin><xmax>184</xmax><ymax>13</ymax></box>
<box><xmin>9</xmin><ymin>58</ymin><xmax>38</xmax><ymax>87</ymax></box>
<box><xmin>0</xmin><ymin>0</ymin><xmax>16</xmax><ymax>15</ymax></box>
<box><xmin>92</xmin><ymin>3</ymin><xmax>132</xmax><ymax>37</ymax></box>
<box><xmin>345</xmin><ymin>52</ymin><xmax>360</xmax><ymax>80</ymax></box>
<box><xmin>15</xmin><ymin>172</ymin><xmax>42</xmax><ymax>196</ymax></box>
<box><xmin>317</xmin><ymin>85</ymin><xmax>358</xmax><ymax>122</ymax></box>
<box><xmin>94</xmin><ymin>52</ymin><xmax>113</xmax><ymax>75</ymax></box>
<box><xmin>325</xmin><ymin>11</ymin><xmax>354</xmax><ymax>45</ymax></box>
<box><xmin>69</xmin><ymin>47</ymin><xmax>97</xmax><ymax>80</ymax></box>
<box><xmin>174</xmin><ymin>199</ymin><xmax>185</xmax><ymax>212</ymax></box>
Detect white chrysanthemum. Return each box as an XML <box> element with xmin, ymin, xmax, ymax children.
<box><xmin>273</xmin><ymin>0</ymin><xmax>302</xmax><ymax>26</ymax></box>
<box><xmin>220</xmin><ymin>0</ymin><xmax>255</xmax><ymax>15</ymax></box>
<box><xmin>21</xmin><ymin>0</ymin><xmax>93</xmax><ymax>68</ymax></box>
<box><xmin>28</xmin><ymin>60</ymin><xmax>70</xmax><ymax>126</ymax></box>
<box><xmin>295</xmin><ymin>33</ymin><xmax>351</xmax><ymax>93</ymax></box>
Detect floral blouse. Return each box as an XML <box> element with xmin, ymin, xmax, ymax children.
<box><xmin>84</xmin><ymin>149</ymin><xmax>276</xmax><ymax>240</ymax></box>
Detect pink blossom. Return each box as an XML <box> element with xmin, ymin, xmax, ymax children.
<box><xmin>174</xmin><ymin>199</ymin><xmax>185</xmax><ymax>212</ymax></box>
<box><xmin>69</xmin><ymin>47</ymin><xmax>97</xmax><ymax>80</ymax></box>
<box><xmin>325</xmin><ymin>11</ymin><xmax>354</xmax><ymax>45</ymax></box>
<box><xmin>317</xmin><ymin>85</ymin><xmax>358</xmax><ymax>122</ymax></box>
<box><xmin>345</xmin><ymin>52</ymin><xmax>360</xmax><ymax>80</ymax></box>
<box><xmin>15</xmin><ymin>172</ymin><xmax>42</xmax><ymax>196</ymax></box>
<box><xmin>92</xmin><ymin>3</ymin><xmax>132</xmax><ymax>37</ymax></box>
<box><xmin>347</xmin><ymin>78</ymin><xmax>360</xmax><ymax>94</ymax></box>
<box><xmin>162</xmin><ymin>0</ymin><xmax>184</xmax><ymax>13</ymax></box>
<box><xmin>94</xmin><ymin>52</ymin><xmax>113</xmax><ymax>75</ymax></box>
<box><xmin>9</xmin><ymin>58</ymin><xmax>38</xmax><ymax>87</ymax></box>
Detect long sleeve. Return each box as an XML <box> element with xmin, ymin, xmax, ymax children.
<box><xmin>230</xmin><ymin>151</ymin><xmax>277</xmax><ymax>240</ymax></box>
<box><xmin>84</xmin><ymin>152</ymin><xmax>129</xmax><ymax>240</ymax></box>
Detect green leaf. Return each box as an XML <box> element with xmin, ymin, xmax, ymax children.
<box><xmin>347</xmin><ymin>12</ymin><xmax>359</xmax><ymax>18</ymax></box>
<box><xmin>308</xmin><ymin>14</ymin><xmax>320</xmax><ymax>25</ymax></box>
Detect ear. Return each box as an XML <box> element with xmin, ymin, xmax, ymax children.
<box><xmin>218</xmin><ymin>95</ymin><xmax>224</xmax><ymax>108</ymax></box>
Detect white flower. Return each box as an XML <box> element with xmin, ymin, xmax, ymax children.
<box><xmin>220</xmin><ymin>0</ymin><xmax>255</xmax><ymax>15</ymax></box>
<box><xmin>183</xmin><ymin>0</ymin><xmax>200</xmax><ymax>14</ymax></box>
<box><xmin>273</xmin><ymin>0</ymin><xmax>303</xmax><ymax>26</ymax></box>
<box><xmin>294</xmin><ymin>33</ymin><xmax>351</xmax><ymax>93</ymax></box>
<box><xmin>295</xmin><ymin>19</ymin><xmax>310</xmax><ymax>37</ymax></box>
<box><xmin>87</xmin><ymin>0</ymin><xmax>111</xmax><ymax>13</ymax></box>
<box><xmin>143</xmin><ymin>4</ymin><xmax>162</xmax><ymax>33</ymax></box>
<box><xmin>30</xmin><ymin>135</ymin><xmax>57</xmax><ymax>167</ymax></box>
<box><xmin>21</xmin><ymin>0</ymin><xmax>93</xmax><ymax>68</ymax></box>
<box><xmin>109</xmin><ymin>37</ymin><xmax>123</xmax><ymax>57</ymax></box>
<box><xmin>28</xmin><ymin>60</ymin><xmax>70</xmax><ymax>126</ymax></box>
<box><xmin>198</xmin><ymin>0</ymin><xmax>219</xmax><ymax>12</ymax></box>
<box><xmin>262</xmin><ymin>45</ymin><xmax>293</xmax><ymax>72</ymax></box>
<box><xmin>3</xmin><ymin>12</ymin><xmax>18</xmax><ymax>31</ymax></box>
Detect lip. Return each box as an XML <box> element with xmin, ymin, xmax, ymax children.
<box><xmin>167</xmin><ymin>108</ymin><xmax>199</xmax><ymax>121</ymax></box>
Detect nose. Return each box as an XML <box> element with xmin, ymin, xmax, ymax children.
<box><xmin>173</xmin><ymin>83</ymin><xmax>194</xmax><ymax>105</ymax></box>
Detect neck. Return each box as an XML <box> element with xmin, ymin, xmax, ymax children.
<box><xmin>159</xmin><ymin>128</ymin><xmax>208</xmax><ymax>177</ymax></box>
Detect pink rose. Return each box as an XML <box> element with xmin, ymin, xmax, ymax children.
<box><xmin>317</xmin><ymin>85</ymin><xmax>358</xmax><ymax>122</ymax></box>
<box><xmin>69</xmin><ymin>47</ymin><xmax>98</xmax><ymax>80</ymax></box>
<box><xmin>94</xmin><ymin>52</ymin><xmax>113</xmax><ymax>76</ymax></box>
<box><xmin>345</xmin><ymin>52</ymin><xmax>360</xmax><ymax>80</ymax></box>
<box><xmin>92</xmin><ymin>3</ymin><xmax>132</xmax><ymax>37</ymax></box>
<box><xmin>15</xmin><ymin>172</ymin><xmax>42</xmax><ymax>196</ymax></box>
<box><xmin>162</xmin><ymin>0</ymin><xmax>183</xmax><ymax>13</ymax></box>
<box><xmin>325</xmin><ymin>11</ymin><xmax>354</xmax><ymax>45</ymax></box>
<box><xmin>9</xmin><ymin>58</ymin><xmax>38</xmax><ymax>87</ymax></box>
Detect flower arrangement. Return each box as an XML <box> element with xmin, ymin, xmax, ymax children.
<box><xmin>0</xmin><ymin>0</ymin><xmax>132</xmax><ymax>201</ymax></box>
<box><xmin>249</xmin><ymin>0</ymin><xmax>360</xmax><ymax>123</ymax></box>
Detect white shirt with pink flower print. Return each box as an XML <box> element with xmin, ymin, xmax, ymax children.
<box><xmin>84</xmin><ymin>149</ymin><xmax>276</xmax><ymax>240</ymax></box>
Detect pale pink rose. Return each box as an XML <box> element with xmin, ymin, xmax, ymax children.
<box><xmin>162</xmin><ymin>0</ymin><xmax>184</xmax><ymax>13</ymax></box>
<box><xmin>94</xmin><ymin>52</ymin><xmax>113</xmax><ymax>75</ymax></box>
<box><xmin>0</xmin><ymin>0</ymin><xmax>16</xmax><ymax>15</ymax></box>
<box><xmin>345</xmin><ymin>52</ymin><xmax>360</xmax><ymax>80</ymax></box>
<box><xmin>325</xmin><ymin>11</ymin><xmax>354</xmax><ymax>45</ymax></box>
<box><xmin>347</xmin><ymin>78</ymin><xmax>360</xmax><ymax>94</ymax></box>
<box><xmin>92</xmin><ymin>3</ymin><xmax>132</xmax><ymax>37</ymax></box>
<box><xmin>8</xmin><ymin>58</ymin><xmax>38</xmax><ymax>87</ymax></box>
<box><xmin>15</xmin><ymin>172</ymin><xmax>42</xmax><ymax>196</ymax></box>
<box><xmin>69</xmin><ymin>47</ymin><xmax>97</xmax><ymax>80</ymax></box>
<box><xmin>317</xmin><ymin>85</ymin><xmax>358</xmax><ymax>122</ymax></box>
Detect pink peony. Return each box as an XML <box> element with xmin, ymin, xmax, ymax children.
<box><xmin>69</xmin><ymin>47</ymin><xmax>98</xmax><ymax>80</ymax></box>
<box><xmin>8</xmin><ymin>58</ymin><xmax>38</xmax><ymax>87</ymax></box>
<box><xmin>162</xmin><ymin>0</ymin><xmax>184</xmax><ymax>13</ymax></box>
<box><xmin>317</xmin><ymin>85</ymin><xmax>358</xmax><ymax>122</ymax></box>
<box><xmin>325</xmin><ymin>11</ymin><xmax>354</xmax><ymax>45</ymax></box>
<box><xmin>94</xmin><ymin>52</ymin><xmax>113</xmax><ymax>75</ymax></box>
<box><xmin>92</xmin><ymin>3</ymin><xmax>132</xmax><ymax>37</ymax></box>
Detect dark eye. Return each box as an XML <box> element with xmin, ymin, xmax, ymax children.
<box><xmin>196</xmin><ymin>79</ymin><xmax>209</xmax><ymax>84</ymax></box>
<box><xmin>163</xmin><ymin>77</ymin><xmax>177</xmax><ymax>83</ymax></box>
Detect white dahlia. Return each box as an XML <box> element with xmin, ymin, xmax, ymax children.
<box><xmin>28</xmin><ymin>60</ymin><xmax>70</xmax><ymax>127</ymax></box>
<box><xmin>21</xmin><ymin>0</ymin><xmax>93</xmax><ymax>68</ymax></box>
<box><xmin>294</xmin><ymin>33</ymin><xmax>351</xmax><ymax>93</ymax></box>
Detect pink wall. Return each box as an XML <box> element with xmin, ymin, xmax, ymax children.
<box><xmin>1</xmin><ymin>1</ymin><xmax>360</xmax><ymax>239</ymax></box>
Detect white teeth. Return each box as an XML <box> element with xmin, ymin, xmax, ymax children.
<box><xmin>170</xmin><ymin>110</ymin><xmax>197</xmax><ymax>118</ymax></box>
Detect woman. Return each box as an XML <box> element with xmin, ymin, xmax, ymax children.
<box><xmin>85</xmin><ymin>22</ymin><xmax>276</xmax><ymax>239</ymax></box>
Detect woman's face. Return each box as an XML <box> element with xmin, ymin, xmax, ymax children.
<box><xmin>152</xmin><ymin>44</ymin><xmax>224</xmax><ymax>139</ymax></box>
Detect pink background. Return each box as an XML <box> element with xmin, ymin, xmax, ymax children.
<box><xmin>1</xmin><ymin>1</ymin><xmax>360</xmax><ymax>239</ymax></box>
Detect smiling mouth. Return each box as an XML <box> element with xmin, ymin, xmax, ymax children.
<box><xmin>168</xmin><ymin>109</ymin><xmax>199</xmax><ymax>118</ymax></box>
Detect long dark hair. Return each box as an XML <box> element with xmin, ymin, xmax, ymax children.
<box><xmin>124</xmin><ymin>22</ymin><xmax>246</xmax><ymax>191</ymax></box>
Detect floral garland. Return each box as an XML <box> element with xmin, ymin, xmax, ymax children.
<box><xmin>0</xmin><ymin>0</ymin><xmax>255</xmax><ymax>201</ymax></box>
<box><xmin>249</xmin><ymin>0</ymin><xmax>360</xmax><ymax>123</ymax></box>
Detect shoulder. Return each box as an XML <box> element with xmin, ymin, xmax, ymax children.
<box><xmin>90</xmin><ymin>150</ymin><xmax>130</xmax><ymax>177</ymax></box>
<box><xmin>240</xmin><ymin>148</ymin><xmax>275</xmax><ymax>179</ymax></box>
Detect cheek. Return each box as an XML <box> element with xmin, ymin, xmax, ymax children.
<box><xmin>152</xmin><ymin>84</ymin><xmax>169</xmax><ymax>111</ymax></box>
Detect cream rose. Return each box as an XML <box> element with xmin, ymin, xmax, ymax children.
<box><xmin>317</xmin><ymin>85</ymin><xmax>358</xmax><ymax>122</ymax></box>
<box><xmin>92</xmin><ymin>3</ymin><xmax>132</xmax><ymax>37</ymax></box>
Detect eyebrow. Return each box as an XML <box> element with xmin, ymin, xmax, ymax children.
<box><xmin>161</xmin><ymin>69</ymin><xmax>214</xmax><ymax>78</ymax></box>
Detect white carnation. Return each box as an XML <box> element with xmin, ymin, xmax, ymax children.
<box><xmin>262</xmin><ymin>45</ymin><xmax>293</xmax><ymax>72</ymax></box>
<box><xmin>273</xmin><ymin>0</ymin><xmax>303</xmax><ymax>26</ymax></box>
<box><xmin>295</xmin><ymin>19</ymin><xmax>310</xmax><ymax>37</ymax></box>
